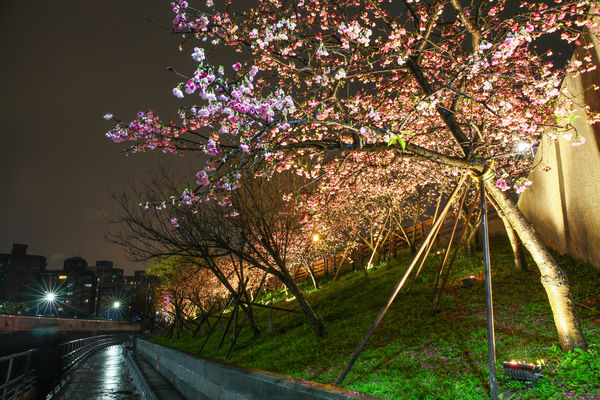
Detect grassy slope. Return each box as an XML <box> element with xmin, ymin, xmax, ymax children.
<box><xmin>152</xmin><ymin>237</ymin><xmax>600</xmax><ymax>399</ymax></box>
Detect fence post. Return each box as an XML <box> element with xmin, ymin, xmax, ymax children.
<box><xmin>3</xmin><ymin>357</ymin><xmax>14</xmax><ymax>399</ymax></box>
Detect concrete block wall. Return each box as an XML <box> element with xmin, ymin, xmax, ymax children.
<box><xmin>136</xmin><ymin>339</ymin><xmax>383</xmax><ymax>400</ymax></box>
<box><xmin>518</xmin><ymin>29</ymin><xmax>600</xmax><ymax>270</ymax></box>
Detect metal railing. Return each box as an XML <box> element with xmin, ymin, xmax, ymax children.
<box><xmin>49</xmin><ymin>334</ymin><xmax>132</xmax><ymax>398</ymax></box>
<box><xmin>0</xmin><ymin>349</ymin><xmax>37</xmax><ymax>400</ymax></box>
<box><xmin>0</xmin><ymin>334</ymin><xmax>132</xmax><ymax>400</ymax></box>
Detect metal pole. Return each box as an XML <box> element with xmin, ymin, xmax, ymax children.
<box><xmin>337</xmin><ymin>174</ymin><xmax>467</xmax><ymax>385</ymax></box>
<box><xmin>480</xmin><ymin>179</ymin><xmax>498</xmax><ymax>400</ymax></box>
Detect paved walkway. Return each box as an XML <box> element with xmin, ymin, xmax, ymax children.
<box><xmin>56</xmin><ymin>345</ymin><xmax>139</xmax><ymax>400</ymax></box>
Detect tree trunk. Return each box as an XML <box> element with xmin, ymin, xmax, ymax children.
<box><xmin>303</xmin><ymin>262</ymin><xmax>320</xmax><ymax>290</ymax></box>
<box><xmin>240</xmin><ymin>299</ymin><xmax>261</xmax><ymax>337</ymax></box>
<box><xmin>462</xmin><ymin>205</ymin><xmax>481</xmax><ymax>256</ymax></box>
<box><xmin>408</xmin><ymin>54</ymin><xmax>584</xmax><ymax>350</ymax></box>
<box><xmin>278</xmin><ymin>268</ymin><xmax>327</xmax><ymax>337</ymax></box>
<box><xmin>464</xmin><ymin>224</ymin><xmax>478</xmax><ymax>256</ymax></box>
<box><xmin>205</xmin><ymin>263</ymin><xmax>261</xmax><ymax>336</ymax></box>
<box><xmin>485</xmin><ymin>182</ymin><xmax>586</xmax><ymax>350</ymax></box>
<box><xmin>486</xmin><ymin>193</ymin><xmax>528</xmax><ymax>271</ymax></box>
<box><xmin>237</xmin><ymin>283</ymin><xmax>261</xmax><ymax>337</ymax></box>
<box><xmin>410</xmin><ymin>215</ymin><xmax>418</xmax><ymax>254</ymax></box>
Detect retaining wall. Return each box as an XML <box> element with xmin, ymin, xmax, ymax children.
<box><xmin>136</xmin><ymin>339</ymin><xmax>383</xmax><ymax>400</ymax></box>
<box><xmin>518</xmin><ymin>28</ymin><xmax>600</xmax><ymax>270</ymax></box>
<box><xmin>0</xmin><ymin>314</ymin><xmax>139</xmax><ymax>333</ymax></box>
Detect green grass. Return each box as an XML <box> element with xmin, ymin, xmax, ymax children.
<box><xmin>151</xmin><ymin>237</ymin><xmax>600</xmax><ymax>399</ymax></box>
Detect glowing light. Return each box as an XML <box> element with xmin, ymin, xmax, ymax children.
<box><xmin>312</xmin><ymin>233</ymin><xmax>320</xmax><ymax>242</ymax></box>
<box><xmin>44</xmin><ymin>292</ymin><xmax>56</xmax><ymax>302</ymax></box>
<box><xmin>515</xmin><ymin>142</ymin><xmax>531</xmax><ymax>153</ymax></box>
<box><xmin>113</xmin><ymin>301</ymin><xmax>121</xmax><ymax>309</ymax></box>
<box><xmin>58</xmin><ymin>275</ymin><xmax>68</xmax><ymax>280</ymax></box>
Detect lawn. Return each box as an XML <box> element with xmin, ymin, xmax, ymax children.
<box><xmin>151</xmin><ymin>236</ymin><xmax>600</xmax><ymax>399</ymax></box>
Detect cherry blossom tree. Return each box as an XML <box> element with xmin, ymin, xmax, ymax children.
<box><xmin>107</xmin><ymin>177</ymin><xmax>265</xmax><ymax>336</ymax></box>
<box><xmin>308</xmin><ymin>160</ymin><xmax>446</xmax><ymax>270</ymax></box>
<box><xmin>105</xmin><ymin>0</ymin><xmax>600</xmax><ymax>349</ymax></box>
<box><xmin>206</xmin><ymin>173</ymin><xmax>329</xmax><ymax>336</ymax></box>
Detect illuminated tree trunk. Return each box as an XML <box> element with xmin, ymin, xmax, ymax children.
<box><xmin>409</xmin><ymin>53</ymin><xmax>586</xmax><ymax>350</ymax></box>
<box><xmin>486</xmin><ymin>193</ymin><xmax>528</xmax><ymax>271</ymax></box>
<box><xmin>303</xmin><ymin>263</ymin><xmax>320</xmax><ymax>290</ymax></box>
<box><xmin>275</xmin><ymin>268</ymin><xmax>327</xmax><ymax>337</ymax></box>
<box><xmin>485</xmin><ymin>182</ymin><xmax>586</xmax><ymax>350</ymax></box>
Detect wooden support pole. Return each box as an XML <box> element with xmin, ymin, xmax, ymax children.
<box><xmin>431</xmin><ymin>197</ymin><xmax>478</xmax><ymax>314</ymax></box>
<box><xmin>237</xmin><ymin>301</ymin><xmax>300</xmax><ymax>313</ymax></box>
<box><xmin>218</xmin><ymin>299</ymin><xmax>238</xmax><ymax>350</ymax></box>
<box><xmin>408</xmin><ymin>188</ymin><xmax>463</xmax><ymax>291</ymax></box>
<box><xmin>223</xmin><ymin>272</ymin><xmax>272</xmax><ymax>358</ymax></box>
<box><xmin>198</xmin><ymin>298</ymin><xmax>232</xmax><ymax>352</ymax></box>
<box><xmin>430</xmin><ymin>187</ymin><xmax>469</xmax><ymax>299</ymax></box>
<box><xmin>336</xmin><ymin>174</ymin><xmax>467</xmax><ymax>385</ymax></box>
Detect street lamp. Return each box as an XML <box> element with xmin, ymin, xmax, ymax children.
<box><xmin>312</xmin><ymin>233</ymin><xmax>320</xmax><ymax>242</ymax></box>
<box><xmin>108</xmin><ymin>301</ymin><xmax>122</xmax><ymax>321</ymax></box>
<box><xmin>43</xmin><ymin>292</ymin><xmax>56</xmax><ymax>302</ymax></box>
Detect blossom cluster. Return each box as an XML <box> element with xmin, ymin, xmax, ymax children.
<box><xmin>337</xmin><ymin>21</ymin><xmax>372</xmax><ymax>49</ymax></box>
<box><xmin>104</xmin><ymin>0</ymin><xmax>600</xmax><ymax>217</ymax></box>
<box><xmin>249</xmin><ymin>18</ymin><xmax>297</xmax><ymax>50</ymax></box>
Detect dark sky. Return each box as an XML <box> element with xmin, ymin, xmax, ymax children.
<box><xmin>0</xmin><ymin>1</ymin><xmax>198</xmax><ymax>274</ymax></box>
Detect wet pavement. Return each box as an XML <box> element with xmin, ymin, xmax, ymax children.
<box><xmin>56</xmin><ymin>345</ymin><xmax>139</xmax><ymax>400</ymax></box>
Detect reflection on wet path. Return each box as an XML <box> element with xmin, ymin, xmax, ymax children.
<box><xmin>56</xmin><ymin>345</ymin><xmax>139</xmax><ymax>400</ymax></box>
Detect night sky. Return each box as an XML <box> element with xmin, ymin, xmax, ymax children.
<box><xmin>0</xmin><ymin>1</ymin><xmax>198</xmax><ymax>274</ymax></box>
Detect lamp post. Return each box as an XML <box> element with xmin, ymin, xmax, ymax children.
<box><xmin>40</xmin><ymin>291</ymin><xmax>58</xmax><ymax>316</ymax></box>
<box><xmin>43</xmin><ymin>292</ymin><xmax>56</xmax><ymax>302</ymax></box>
<box><xmin>110</xmin><ymin>301</ymin><xmax>121</xmax><ymax>320</ymax></box>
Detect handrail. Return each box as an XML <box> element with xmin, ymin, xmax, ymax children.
<box><xmin>0</xmin><ymin>349</ymin><xmax>36</xmax><ymax>364</ymax></box>
<box><xmin>49</xmin><ymin>334</ymin><xmax>131</xmax><ymax>398</ymax></box>
<box><xmin>0</xmin><ymin>349</ymin><xmax>36</xmax><ymax>400</ymax></box>
<box><xmin>0</xmin><ymin>334</ymin><xmax>131</xmax><ymax>400</ymax></box>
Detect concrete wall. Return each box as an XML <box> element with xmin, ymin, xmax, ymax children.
<box><xmin>136</xmin><ymin>339</ymin><xmax>383</xmax><ymax>400</ymax></box>
<box><xmin>0</xmin><ymin>314</ymin><xmax>139</xmax><ymax>333</ymax></box>
<box><xmin>518</xmin><ymin>28</ymin><xmax>600</xmax><ymax>269</ymax></box>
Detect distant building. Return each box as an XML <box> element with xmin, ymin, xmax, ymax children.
<box><xmin>0</xmin><ymin>244</ymin><xmax>47</xmax><ymax>310</ymax></box>
<box><xmin>57</xmin><ymin>257</ymin><xmax>95</xmax><ymax>318</ymax></box>
<box><xmin>134</xmin><ymin>270</ymin><xmax>146</xmax><ymax>282</ymax></box>
<box><xmin>63</xmin><ymin>256</ymin><xmax>88</xmax><ymax>273</ymax></box>
<box><xmin>124</xmin><ymin>275</ymin><xmax>137</xmax><ymax>288</ymax></box>
<box><xmin>95</xmin><ymin>260</ymin><xmax>113</xmax><ymax>272</ymax></box>
<box><xmin>89</xmin><ymin>261</ymin><xmax>133</xmax><ymax>319</ymax></box>
<box><xmin>109</xmin><ymin>268</ymin><xmax>124</xmax><ymax>284</ymax></box>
